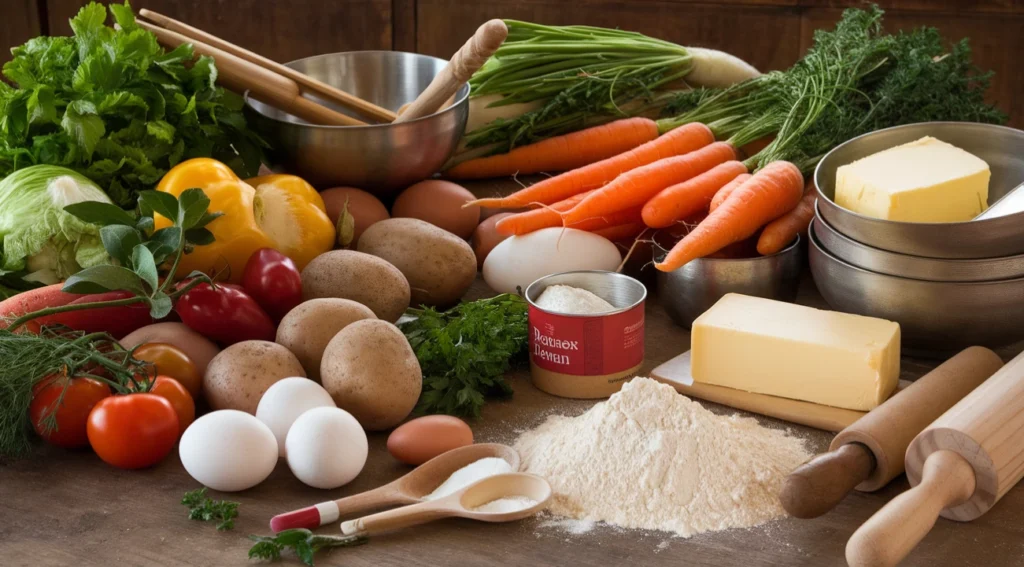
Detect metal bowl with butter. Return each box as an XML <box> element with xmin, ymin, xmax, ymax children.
<box><xmin>814</xmin><ymin>122</ymin><xmax>1024</xmax><ymax>259</ymax></box>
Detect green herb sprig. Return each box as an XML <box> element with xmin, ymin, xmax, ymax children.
<box><xmin>181</xmin><ymin>488</ymin><xmax>239</xmax><ymax>531</ymax></box>
<box><xmin>7</xmin><ymin>188</ymin><xmax>219</xmax><ymax>330</ymax></box>
<box><xmin>248</xmin><ymin>529</ymin><xmax>367</xmax><ymax>566</ymax></box>
<box><xmin>400</xmin><ymin>293</ymin><xmax>529</xmax><ymax>418</ymax></box>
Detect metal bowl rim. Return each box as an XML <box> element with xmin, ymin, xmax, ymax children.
<box><xmin>808</xmin><ymin>221</ymin><xmax>1024</xmax><ymax>287</ymax></box>
<box><xmin>524</xmin><ymin>270</ymin><xmax>647</xmax><ymax>318</ymax></box>
<box><xmin>812</xmin><ymin>201</ymin><xmax>1024</xmax><ymax>267</ymax></box>
<box><xmin>651</xmin><ymin>233</ymin><xmax>802</xmax><ymax>265</ymax></box>
<box><xmin>813</xmin><ymin>121</ymin><xmax>1024</xmax><ymax>228</ymax></box>
<box><xmin>242</xmin><ymin>50</ymin><xmax>471</xmax><ymax>129</ymax></box>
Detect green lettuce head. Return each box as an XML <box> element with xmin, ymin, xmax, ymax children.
<box><xmin>0</xmin><ymin>165</ymin><xmax>111</xmax><ymax>285</ymax></box>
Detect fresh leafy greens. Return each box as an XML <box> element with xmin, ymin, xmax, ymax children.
<box><xmin>399</xmin><ymin>294</ymin><xmax>529</xmax><ymax>418</ymax></box>
<box><xmin>182</xmin><ymin>488</ymin><xmax>239</xmax><ymax>531</ymax></box>
<box><xmin>659</xmin><ymin>5</ymin><xmax>1006</xmax><ymax>173</ymax></box>
<box><xmin>248</xmin><ymin>529</ymin><xmax>367</xmax><ymax>566</ymax></box>
<box><xmin>0</xmin><ymin>1</ymin><xmax>266</xmax><ymax>208</ymax></box>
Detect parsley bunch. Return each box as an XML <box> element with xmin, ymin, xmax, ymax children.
<box><xmin>400</xmin><ymin>294</ymin><xmax>529</xmax><ymax>418</ymax></box>
<box><xmin>248</xmin><ymin>529</ymin><xmax>367</xmax><ymax>566</ymax></box>
<box><xmin>181</xmin><ymin>488</ymin><xmax>239</xmax><ymax>531</ymax></box>
<box><xmin>0</xmin><ymin>1</ymin><xmax>266</xmax><ymax>207</ymax></box>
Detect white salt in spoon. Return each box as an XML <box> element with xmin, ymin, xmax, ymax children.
<box><xmin>340</xmin><ymin>473</ymin><xmax>551</xmax><ymax>536</ymax></box>
<box><xmin>270</xmin><ymin>443</ymin><xmax>519</xmax><ymax>532</ymax></box>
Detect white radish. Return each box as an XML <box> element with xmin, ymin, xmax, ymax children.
<box><xmin>685</xmin><ymin>47</ymin><xmax>761</xmax><ymax>87</ymax></box>
<box><xmin>465</xmin><ymin>94</ymin><xmax>544</xmax><ymax>134</ymax></box>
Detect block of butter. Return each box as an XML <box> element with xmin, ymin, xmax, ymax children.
<box><xmin>835</xmin><ymin>136</ymin><xmax>990</xmax><ymax>222</ymax></box>
<box><xmin>691</xmin><ymin>294</ymin><xmax>900</xmax><ymax>411</ymax></box>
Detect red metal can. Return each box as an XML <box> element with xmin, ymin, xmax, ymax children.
<box><xmin>525</xmin><ymin>271</ymin><xmax>647</xmax><ymax>399</ymax></box>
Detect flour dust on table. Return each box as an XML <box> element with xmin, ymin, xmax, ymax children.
<box><xmin>514</xmin><ymin>378</ymin><xmax>812</xmax><ymax>537</ymax></box>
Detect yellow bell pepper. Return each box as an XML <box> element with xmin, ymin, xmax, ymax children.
<box><xmin>154</xmin><ymin>158</ymin><xmax>335</xmax><ymax>283</ymax></box>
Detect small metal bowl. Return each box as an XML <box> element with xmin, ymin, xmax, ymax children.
<box><xmin>653</xmin><ymin>237</ymin><xmax>803</xmax><ymax>329</ymax></box>
<box><xmin>814</xmin><ymin>122</ymin><xmax>1024</xmax><ymax>259</ymax></box>
<box><xmin>245</xmin><ymin>51</ymin><xmax>470</xmax><ymax>195</ymax></box>
<box><xmin>808</xmin><ymin>222</ymin><xmax>1024</xmax><ymax>355</ymax></box>
<box><xmin>813</xmin><ymin>203</ymin><xmax>1024</xmax><ymax>282</ymax></box>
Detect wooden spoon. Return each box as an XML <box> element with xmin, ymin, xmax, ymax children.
<box><xmin>393</xmin><ymin>19</ymin><xmax>508</xmax><ymax>123</ymax></box>
<box><xmin>340</xmin><ymin>473</ymin><xmax>551</xmax><ymax>536</ymax></box>
<box><xmin>270</xmin><ymin>443</ymin><xmax>519</xmax><ymax>532</ymax></box>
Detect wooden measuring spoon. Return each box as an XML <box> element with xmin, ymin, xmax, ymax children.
<box><xmin>270</xmin><ymin>443</ymin><xmax>519</xmax><ymax>532</ymax></box>
<box><xmin>393</xmin><ymin>19</ymin><xmax>508</xmax><ymax>123</ymax></box>
<box><xmin>340</xmin><ymin>473</ymin><xmax>551</xmax><ymax>536</ymax></box>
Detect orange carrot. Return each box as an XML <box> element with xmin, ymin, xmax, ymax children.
<box><xmin>569</xmin><ymin>206</ymin><xmax>644</xmax><ymax>232</ymax></box>
<box><xmin>756</xmin><ymin>178</ymin><xmax>816</xmax><ymax>255</ymax></box>
<box><xmin>494</xmin><ymin>190</ymin><xmax>595</xmax><ymax>236</ymax></box>
<box><xmin>640</xmin><ymin>161</ymin><xmax>749</xmax><ymax>228</ymax></box>
<box><xmin>655</xmin><ymin>161</ymin><xmax>805</xmax><ymax>271</ymax></box>
<box><xmin>447</xmin><ymin>118</ymin><xmax>659</xmax><ymax>179</ymax></box>
<box><xmin>467</xmin><ymin>122</ymin><xmax>715</xmax><ymax>209</ymax></box>
<box><xmin>593</xmin><ymin>222</ymin><xmax>646</xmax><ymax>242</ymax></box>
<box><xmin>561</xmin><ymin>142</ymin><xmax>736</xmax><ymax>226</ymax></box>
<box><xmin>709</xmin><ymin>173</ymin><xmax>752</xmax><ymax>212</ymax></box>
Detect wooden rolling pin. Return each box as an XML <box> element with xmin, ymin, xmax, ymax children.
<box><xmin>394</xmin><ymin>19</ymin><xmax>508</xmax><ymax>123</ymax></box>
<box><xmin>847</xmin><ymin>348</ymin><xmax>1024</xmax><ymax>567</ymax></box>
<box><xmin>136</xmin><ymin>20</ymin><xmax>363</xmax><ymax>126</ymax></box>
<box><xmin>780</xmin><ymin>346</ymin><xmax>1002</xmax><ymax>519</ymax></box>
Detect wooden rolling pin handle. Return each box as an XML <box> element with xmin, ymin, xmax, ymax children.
<box><xmin>846</xmin><ymin>450</ymin><xmax>976</xmax><ymax>567</ymax></box>
<box><xmin>394</xmin><ymin>19</ymin><xmax>508</xmax><ymax>123</ymax></box>
<box><xmin>780</xmin><ymin>443</ymin><xmax>875</xmax><ymax>519</ymax></box>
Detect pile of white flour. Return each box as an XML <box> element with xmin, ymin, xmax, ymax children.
<box><xmin>514</xmin><ymin>378</ymin><xmax>811</xmax><ymax>537</ymax></box>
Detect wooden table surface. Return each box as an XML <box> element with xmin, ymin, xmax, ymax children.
<box><xmin>2</xmin><ymin>274</ymin><xmax>1023</xmax><ymax>567</ymax></box>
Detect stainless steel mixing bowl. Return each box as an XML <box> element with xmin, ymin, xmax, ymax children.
<box><xmin>808</xmin><ymin>222</ymin><xmax>1024</xmax><ymax>355</ymax></box>
<box><xmin>813</xmin><ymin>203</ymin><xmax>1024</xmax><ymax>283</ymax></box>
<box><xmin>814</xmin><ymin>122</ymin><xmax>1024</xmax><ymax>259</ymax></box>
<box><xmin>245</xmin><ymin>51</ymin><xmax>470</xmax><ymax>194</ymax></box>
<box><xmin>653</xmin><ymin>237</ymin><xmax>803</xmax><ymax>329</ymax></box>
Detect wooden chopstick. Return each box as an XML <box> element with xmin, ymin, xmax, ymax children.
<box><xmin>137</xmin><ymin>20</ymin><xmax>365</xmax><ymax>127</ymax></box>
<box><xmin>139</xmin><ymin>9</ymin><xmax>398</xmax><ymax>124</ymax></box>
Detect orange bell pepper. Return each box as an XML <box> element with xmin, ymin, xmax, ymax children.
<box><xmin>154</xmin><ymin>158</ymin><xmax>335</xmax><ymax>283</ymax></box>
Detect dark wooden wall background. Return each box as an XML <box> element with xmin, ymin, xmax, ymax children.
<box><xmin>2</xmin><ymin>1</ymin><xmax>1021</xmax><ymax>125</ymax></box>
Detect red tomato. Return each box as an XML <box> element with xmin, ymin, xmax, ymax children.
<box><xmin>175</xmin><ymin>282</ymin><xmax>275</xmax><ymax>345</ymax></box>
<box><xmin>148</xmin><ymin>376</ymin><xmax>195</xmax><ymax>435</ymax></box>
<box><xmin>242</xmin><ymin>248</ymin><xmax>303</xmax><ymax>321</ymax></box>
<box><xmin>29</xmin><ymin>376</ymin><xmax>111</xmax><ymax>449</ymax></box>
<box><xmin>132</xmin><ymin>343</ymin><xmax>202</xmax><ymax>398</ymax></box>
<box><xmin>87</xmin><ymin>394</ymin><xmax>179</xmax><ymax>469</ymax></box>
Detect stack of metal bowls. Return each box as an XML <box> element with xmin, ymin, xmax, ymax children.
<box><xmin>810</xmin><ymin>122</ymin><xmax>1024</xmax><ymax>356</ymax></box>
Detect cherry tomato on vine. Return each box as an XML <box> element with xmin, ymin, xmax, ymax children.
<box><xmin>87</xmin><ymin>394</ymin><xmax>179</xmax><ymax>469</ymax></box>
<box><xmin>132</xmin><ymin>342</ymin><xmax>201</xmax><ymax>398</ymax></box>
<box><xmin>29</xmin><ymin>375</ymin><xmax>111</xmax><ymax>449</ymax></box>
<box><xmin>242</xmin><ymin>248</ymin><xmax>303</xmax><ymax>321</ymax></box>
<box><xmin>175</xmin><ymin>282</ymin><xmax>275</xmax><ymax>345</ymax></box>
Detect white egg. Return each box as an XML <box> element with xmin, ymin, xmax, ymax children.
<box><xmin>285</xmin><ymin>407</ymin><xmax>368</xmax><ymax>489</ymax></box>
<box><xmin>256</xmin><ymin>377</ymin><xmax>337</xmax><ymax>457</ymax></box>
<box><xmin>179</xmin><ymin>410</ymin><xmax>278</xmax><ymax>492</ymax></box>
<box><xmin>482</xmin><ymin>227</ymin><xmax>623</xmax><ymax>294</ymax></box>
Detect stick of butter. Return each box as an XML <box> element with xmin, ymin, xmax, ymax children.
<box><xmin>691</xmin><ymin>294</ymin><xmax>900</xmax><ymax>411</ymax></box>
<box><xmin>835</xmin><ymin>136</ymin><xmax>989</xmax><ymax>222</ymax></box>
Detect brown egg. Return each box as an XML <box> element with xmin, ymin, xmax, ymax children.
<box><xmin>319</xmin><ymin>187</ymin><xmax>390</xmax><ymax>247</ymax></box>
<box><xmin>471</xmin><ymin>213</ymin><xmax>514</xmax><ymax>269</ymax></box>
<box><xmin>386</xmin><ymin>415</ymin><xmax>474</xmax><ymax>465</ymax></box>
<box><xmin>391</xmin><ymin>180</ymin><xmax>480</xmax><ymax>239</ymax></box>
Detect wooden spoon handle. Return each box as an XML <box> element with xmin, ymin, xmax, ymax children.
<box><xmin>780</xmin><ymin>443</ymin><xmax>875</xmax><ymax>519</ymax></box>
<box><xmin>139</xmin><ymin>9</ymin><xmax>396</xmax><ymax>124</ymax></box>
<box><xmin>339</xmin><ymin>501</ymin><xmax>453</xmax><ymax>537</ymax></box>
<box><xmin>136</xmin><ymin>20</ymin><xmax>363</xmax><ymax>127</ymax></box>
<box><xmin>394</xmin><ymin>19</ymin><xmax>507</xmax><ymax>123</ymax></box>
<box><xmin>846</xmin><ymin>450</ymin><xmax>976</xmax><ymax>567</ymax></box>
